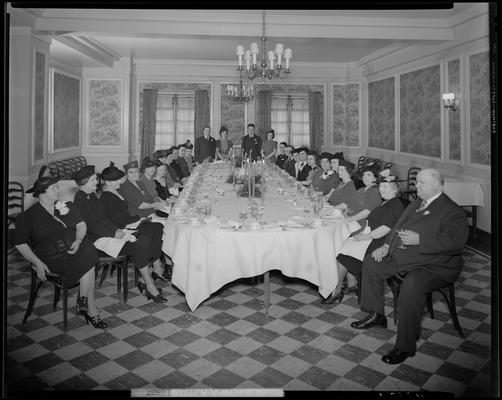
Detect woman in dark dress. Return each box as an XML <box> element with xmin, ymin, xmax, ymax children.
<box><xmin>262</xmin><ymin>129</ymin><xmax>278</xmax><ymax>164</ymax></box>
<box><xmin>118</xmin><ymin>161</ymin><xmax>165</xmax><ymax>219</ymax></box>
<box><xmin>322</xmin><ymin>175</ymin><xmax>404</xmax><ymax>304</ymax></box>
<box><xmin>153</xmin><ymin>161</ymin><xmax>176</xmax><ymax>201</ymax></box>
<box><xmin>343</xmin><ymin>165</ymin><xmax>382</xmax><ymax>224</ymax></box>
<box><xmin>311</xmin><ymin>153</ymin><xmax>341</xmax><ymax>195</ymax></box>
<box><xmin>300</xmin><ymin>151</ymin><xmax>320</xmax><ymax>187</ymax></box>
<box><xmin>73</xmin><ymin>164</ymin><xmax>168</xmax><ymax>303</ymax></box>
<box><xmin>326</xmin><ymin>159</ymin><xmax>357</xmax><ymax>206</ymax></box>
<box><xmin>14</xmin><ymin>166</ymin><xmax>106</xmax><ymax>328</ymax></box>
<box><xmin>215</xmin><ymin>126</ymin><xmax>233</xmax><ymax>161</ymax></box>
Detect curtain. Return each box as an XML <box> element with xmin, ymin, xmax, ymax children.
<box><xmin>256</xmin><ymin>90</ymin><xmax>272</xmax><ymax>139</ymax></box>
<box><xmin>194</xmin><ymin>90</ymin><xmax>210</xmax><ymax>138</ymax></box>
<box><xmin>141</xmin><ymin>89</ymin><xmax>158</xmax><ymax>160</ymax></box>
<box><xmin>308</xmin><ymin>91</ymin><xmax>322</xmax><ymax>152</ymax></box>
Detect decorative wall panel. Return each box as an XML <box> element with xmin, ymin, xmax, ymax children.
<box><xmin>220</xmin><ymin>84</ymin><xmax>245</xmax><ymax>144</ymax></box>
<box><xmin>469</xmin><ymin>51</ymin><xmax>490</xmax><ymax>166</ymax></box>
<box><xmin>447</xmin><ymin>59</ymin><xmax>461</xmax><ymax>161</ymax></box>
<box><xmin>34</xmin><ymin>52</ymin><xmax>45</xmax><ymax>160</ymax></box>
<box><xmin>333</xmin><ymin>84</ymin><xmax>359</xmax><ymax>147</ymax></box>
<box><xmin>399</xmin><ymin>65</ymin><xmax>441</xmax><ymax>157</ymax></box>
<box><xmin>53</xmin><ymin>71</ymin><xmax>80</xmax><ymax>150</ymax></box>
<box><xmin>88</xmin><ymin>80</ymin><xmax>122</xmax><ymax>146</ymax></box>
<box><xmin>368</xmin><ymin>77</ymin><xmax>395</xmax><ymax>150</ymax></box>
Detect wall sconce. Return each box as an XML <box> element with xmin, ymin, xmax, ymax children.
<box><xmin>442</xmin><ymin>93</ymin><xmax>457</xmax><ymax>111</ymax></box>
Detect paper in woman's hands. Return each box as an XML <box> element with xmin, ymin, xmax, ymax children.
<box><xmin>120</xmin><ymin>229</ymin><xmax>138</xmax><ymax>242</ymax></box>
<box><xmin>347</xmin><ymin>221</ymin><xmax>362</xmax><ymax>234</ymax></box>
<box><xmin>125</xmin><ymin>218</ymin><xmax>145</xmax><ymax>230</ymax></box>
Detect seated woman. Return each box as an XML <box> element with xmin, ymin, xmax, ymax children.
<box><xmin>343</xmin><ymin>165</ymin><xmax>382</xmax><ymax>223</ymax></box>
<box><xmin>311</xmin><ymin>153</ymin><xmax>341</xmax><ymax>195</ymax></box>
<box><xmin>301</xmin><ymin>151</ymin><xmax>320</xmax><ymax>187</ymax></box>
<box><xmin>215</xmin><ymin>126</ymin><xmax>233</xmax><ymax>161</ymax></box>
<box><xmin>118</xmin><ymin>161</ymin><xmax>166</xmax><ymax>219</ymax></box>
<box><xmin>141</xmin><ymin>158</ymin><xmax>176</xmax><ymax>205</ymax></box>
<box><xmin>185</xmin><ymin>144</ymin><xmax>195</xmax><ymax>173</ymax></box>
<box><xmin>73</xmin><ymin>164</ymin><xmax>168</xmax><ymax>303</ymax></box>
<box><xmin>153</xmin><ymin>160</ymin><xmax>174</xmax><ymax>201</ymax></box>
<box><xmin>326</xmin><ymin>159</ymin><xmax>357</xmax><ymax>206</ymax></box>
<box><xmin>14</xmin><ymin>166</ymin><xmax>106</xmax><ymax>328</ymax></box>
<box><xmin>323</xmin><ymin>175</ymin><xmax>404</xmax><ymax>304</ymax></box>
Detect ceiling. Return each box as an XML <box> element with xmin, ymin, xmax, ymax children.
<box><xmin>8</xmin><ymin>4</ymin><xmax>481</xmax><ymax>69</ymax></box>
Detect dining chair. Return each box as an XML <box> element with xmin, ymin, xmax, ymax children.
<box><xmin>383</xmin><ymin>161</ymin><xmax>393</xmax><ymax>171</ymax></box>
<box><xmin>399</xmin><ymin>167</ymin><xmax>421</xmax><ymax>202</ymax></box>
<box><xmin>95</xmin><ymin>253</ymin><xmax>130</xmax><ymax>304</ymax></box>
<box><xmin>8</xmin><ymin>181</ymin><xmax>24</xmax><ymax>228</ymax></box>
<box><xmin>387</xmin><ymin>269</ymin><xmax>464</xmax><ymax>338</ymax></box>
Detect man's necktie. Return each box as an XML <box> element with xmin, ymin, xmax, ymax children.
<box><xmin>416</xmin><ymin>200</ymin><xmax>427</xmax><ymax>212</ymax></box>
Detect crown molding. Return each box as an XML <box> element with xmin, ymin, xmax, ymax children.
<box><xmin>53</xmin><ymin>35</ymin><xmax>121</xmax><ymax>68</ymax></box>
<box><xmin>357</xmin><ymin>43</ymin><xmax>410</xmax><ymax>67</ymax></box>
<box><xmin>447</xmin><ymin>3</ymin><xmax>489</xmax><ymax>27</ymax></box>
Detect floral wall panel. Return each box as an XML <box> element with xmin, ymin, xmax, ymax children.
<box><xmin>333</xmin><ymin>84</ymin><xmax>360</xmax><ymax>147</ymax></box>
<box><xmin>220</xmin><ymin>84</ymin><xmax>245</xmax><ymax>144</ymax></box>
<box><xmin>399</xmin><ymin>65</ymin><xmax>441</xmax><ymax>157</ymax></box>
<box><xmin>88</xmin><ymin>80</ymin><xmax>122</xmax><ymax>146</ymax></box>
<box><xmin>469</xmin><ymin>51</ymin><xmax>490</xmax><ymax>166</ymax></box>
<box><xmin>53</xmin><ymin>72</ymin><xmax>80</xmax><ymax>150</ymax></box>
<box><xmin>368</xmin><ymin>77</ymin><xmax>395</xmax><ymax>150</ymax></box>
<box><xmin>34</xmin><ymin>52</ymin><xmax>45</xmax><ymax>160</ymax></box>
<box><xmin>447</xmin><ymin>59</ymin><xmax>461</xmax><ymax>161</ymax></box>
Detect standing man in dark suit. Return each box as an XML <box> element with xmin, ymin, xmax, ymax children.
<box><xmin>241</xmin><ymin>123</ymin><xmax>262</xmax><ymax>161</ymax></box>
<box><xmin>351</xmin><ymin>169</ymin><xmax>469</xmax><ymax>364</ymax></box>
<box><xmin>194</xmin><ymin>125</ymin><xmax>216</xmax><ymax>164</ymax></box>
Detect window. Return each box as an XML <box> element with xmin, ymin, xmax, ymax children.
<box><xmin>271</xmin><ymin>95</ymin><xmax>309</xmax><ymax>147</ymax></box>
<box><xmin>155</xmin><ymin>92</ymin><xmax>194</xmax><ymax>150</ymax></box>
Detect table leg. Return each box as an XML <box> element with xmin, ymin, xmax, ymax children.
<box><xmin>264</xmin><ymin>271</ymin><xmax>270</xmax><ymax>313</ymax></box>
<box><xmin>472</xmin><ymin>206</ymin><xmax>477</xmax><ymax>239</ymax></box>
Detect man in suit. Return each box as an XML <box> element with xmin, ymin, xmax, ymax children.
<box><xmin>241</xmin><ymin>123</ymin><xmax>262</xmax><ymax>161</ymax></box>
<box><xmin>351</xmin><ymin>169</ymin><xmax>469</xmax><ymax>364</ymax></box>
<box><xmin>295</xmin><ymin>147</ymin><xmax>310</xmax><ymax>181</ymax></box>
<box><xmin>194</xmin><ymin>125</ymin><xmax>216</xmax><ymax>164</ymax></box>
<box><xmin>176</xmin><ymin>144</ymin><xmax>191</xmax><ymax>178</ymax></box>
<box><xmin>283</xmin><ymin>145</ymin><xmax>296</xmax><ymax>177</ymax></box>
<box><xmin>276</xmin><ymin>141</ymin><xmax>288</xmax><ymax>169</ymax></box>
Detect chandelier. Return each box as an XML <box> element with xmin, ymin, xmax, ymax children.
<box><xmin>236</xmin><ymin>10</ymin><xmax>292</xmax><ymax>81</ymax></box>
<box><xmin>226</xmin><ymin>68</ymin><xmax>255</xmax><ymax>103</ymax></box>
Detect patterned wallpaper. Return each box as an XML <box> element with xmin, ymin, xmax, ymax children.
<box><xmin>469</xmin><ymin>51</ymin><xmax>490</xmax><ymax>166</ymax></box>
<box><xmin>53</xmin><ymin>71</ymin><xmax>80</xmax><ymax>150</ymax></box>
<box><xmin>368</xmin><ymin>77</ymin><xmax>395</xmax><ymax>150</ymax></box>
<box><xmin>220</xmin><ymin>84</ymin><xmax>245</xmax><ymax>144</ymax></box>
<box><xmin>34</xmin><ymin>52</ymin><xmax>45</xmax><ymax>160</ymax></box>
<box><xmin>333</xmin><ymin>84</ymin><xmax>360</xmax><ymax>147</ymax></box>
<box><xmin>399</xmin><ymin>65</ymin><xmax>441</xmax><ymax>157</ymax></box>
<box><xmin>88</xmin><ymin>80</ymin><xmax>122</xmax><ymax>146</ymax></box>
<box><xmin>448</xmin><ymin>59</ymin><xmax>461</xmax><ymax>161</ymax></box>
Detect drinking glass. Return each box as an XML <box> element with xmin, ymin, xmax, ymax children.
<box><xmin>313</xmin><ymin>203</ymin><xmax>321</xmax><ymax>218</ymax></box>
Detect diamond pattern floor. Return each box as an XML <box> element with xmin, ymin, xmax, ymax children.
<box><xmin>5</xmin><ymin>249</ymin><xmax>492</xmax><ymax>396</ymax></box>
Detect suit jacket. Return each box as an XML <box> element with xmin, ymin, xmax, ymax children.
<box><xmin>176</xmin><ymin>157</ymin><xmax>190</xmax><ymax>177</ymax></box>
<box><xmin>284</xmin><ymin>158</ymin><xmax>296</xmax><ymax>177</ymax></box>
<box><xmin>276</xmin><ymin>153</ymin><xmax>288</xmax><ymax>169</ymax></box>
<box><xmin>386</xmin><ymin>193</ymin><xmax>469</xmax><ymax>275</ymax></box>
<box><xmin>118</xmin><ymin>179</ymin><xmax>155</xmax><ymax>219</ymax></box>
<box><xmin>296</xmin><ymin>163</ymin><xmax>312</xmax><ymax>181</ymax></box>
<box><xmin>170</xmin><ymin>160</ymin><xmax>184</xmax><ymax>180</ymax></box>
<box><xmin>241</xmin><ymin>135</ymin><xmax>262</xmax><ymax>161</ymax></box>
<box><xmin>194</xmin><ymin>135</ymin><xmax>216</xmax><ymax>163</ymax></box>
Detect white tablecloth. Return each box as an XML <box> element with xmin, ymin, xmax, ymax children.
<box><xmin>163</xmin><ymin>163</ymin><xmax>351</xmax><ymax>311</ymax></box>
<box><xmin>443</xmin><ymin>178</ymin><xmax>485</xmax><ymax>207</ymax></box>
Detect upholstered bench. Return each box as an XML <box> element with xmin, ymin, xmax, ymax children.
<box><xmin>48</xmin><ymin>155</ymin><xmax>87</xmax><ymax>179</ymax></box>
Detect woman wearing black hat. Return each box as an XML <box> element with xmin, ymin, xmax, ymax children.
<box><xmin>311</xmin><ymin>153</ymin><xmax>341</xmax><ymax>195</ymax></box>
<box><xmin>327</xmin><ymin>159</ymin><xmax>357</xmax><ymax>206</ymax></box>
<box><xmin>73</xmin><ymin>164</ymin><xmax>168</xmax><ymax>303</ymax></box>
<box><xmin>118</xmin><ymin>161</ymin><xmax>166</xmax><ymax>219</ymax></box>
<box><xmin>323</xmin><ymin>175</ymin><xmax>404</xmax><ymax>304</ymax></box>
<box><xmin>14</xmin><ymin>166</ymin><xmax>107</xmax><ymax>328</ymax></box>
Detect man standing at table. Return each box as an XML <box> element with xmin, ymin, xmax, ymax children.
<box><xmin>194</xmin><ymin>125</ymin><xmax>216</xmax><ymax>164</ymax></box>
<box><xmin>351</xmin><ymin>168</ymin><xmax>469</xmax><ymax>364</ymax></box>
<box><xmin>241</xmin><ymin>123</ymin><xmax>262</xmax><ymax>162</ymax></box>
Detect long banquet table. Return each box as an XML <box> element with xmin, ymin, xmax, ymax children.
<box><xmin>163</xmin><ymin>162</ymin><xmax>352</xmax><ymax>311</ymax></box>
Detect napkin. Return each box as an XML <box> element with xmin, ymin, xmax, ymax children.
<box><xmin>93</xmin><ymin>234</ymin><xmax>135</xmax><ymax>258</ymax></box>
<box><xmin>338</xmin><ymin>237</ymin><xmax>372</xmax><ymax>261</ymax></box>
<box><xmin>347</xmin><ymin>221</ymin><xmax>362</xmax><ymax>234</ymax></box>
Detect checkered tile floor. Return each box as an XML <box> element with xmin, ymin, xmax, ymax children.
<box><xmin>5</xmin><ymin>248</ymin><xmax>492</xmax><ymax>396</ymax></box>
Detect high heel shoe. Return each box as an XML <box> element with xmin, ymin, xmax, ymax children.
<box><xmin>321</xmin><ymin>291</ymin><xmax>344</xmax><ymax>304</ymax></box>
<box><xmin>76</xmin><ymin>296</ymin><xmax>88</xmax><ymax>313</ymax></box>
<box><xmin>84</xmin><ymin>313</ymin><xmax>108</xmax><ymax>329</ymax></box>
<box><xmin>145</xmin><ymin>288</ymin><xmax>168</xmax><ymax>303</ymax></box>
<box><xmin>137</xmin><ymin>281</ymin><xmax>146</xmax><ymax>294</ymax></box>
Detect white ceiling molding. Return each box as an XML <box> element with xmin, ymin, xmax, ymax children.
<box><xmin>447</xmin><ymin>2</ymin><xmax>489</xmax><ymax>27</ymax></box>
<box><xmin>357</xmin><ymin>43</ymin><xmax>412</xmax><ymax>67</ymax></box>
<box><xmin>53</xmin><ymin>35</ymin><xmax>121</xmax><ymax>67</ymax></box>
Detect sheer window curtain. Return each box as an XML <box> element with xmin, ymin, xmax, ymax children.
<box><xmin>308</xmin><ymin>91</ymin><xmax>322</xmax><ymax>152</ymax></box>
<box><xmin>194</xmin><ymin>90</ymin><xmax>210</xmax><ymax>138</ymax></box>
<box><xmin>256</xmin><ymin>90</ymin><xmax>272</xmax><ymax>139</ymax></box>
<box><xmin>141</xmin><ymin>89</ymin><xmax>158</xmax><ymax>160</ymax></box>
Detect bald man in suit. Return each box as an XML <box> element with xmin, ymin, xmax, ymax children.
<box><xmin>351</xmin><ymin>169</ymin><xmax>469</xmax><ymax>364</ymax></box>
